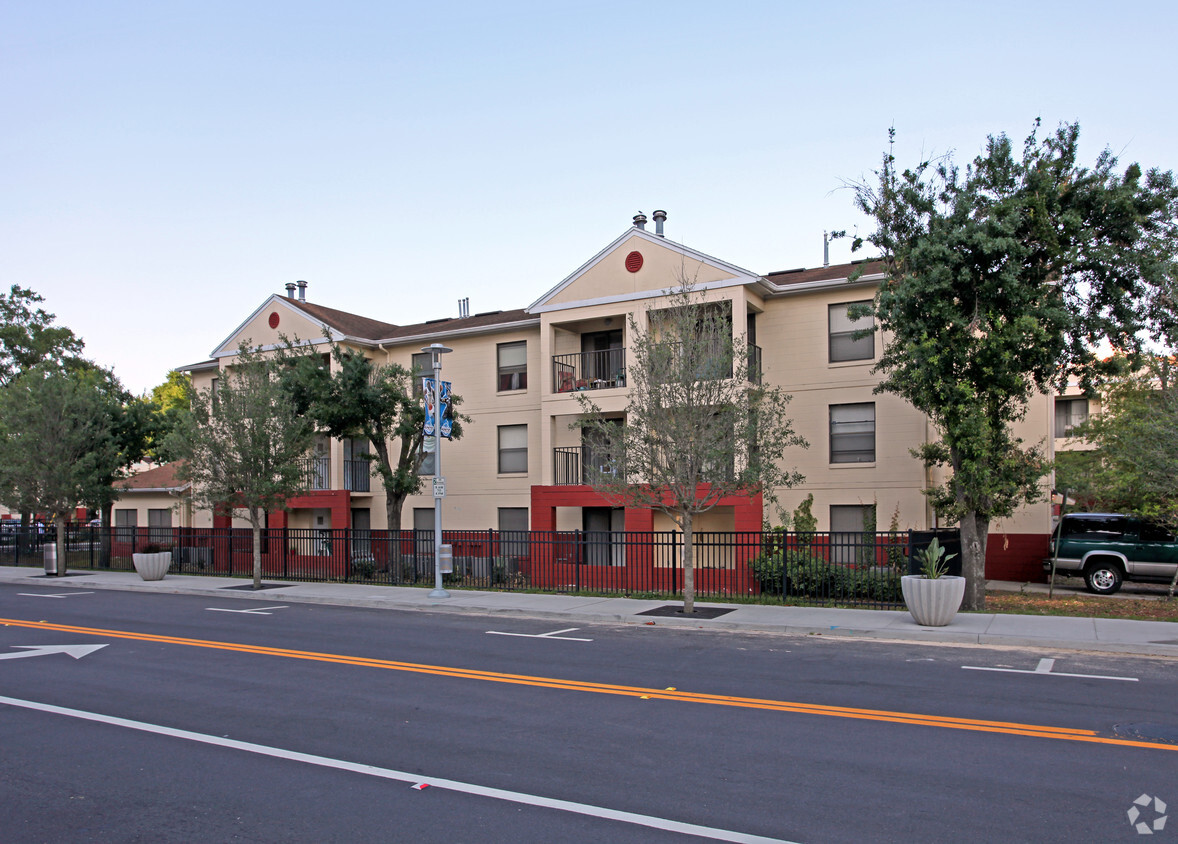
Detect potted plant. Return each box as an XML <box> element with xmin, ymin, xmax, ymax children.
<box><xmin>901</xmin><ymin>537</ymin><xmax>965</xmax><ymax>627</ymax></box>
<box><xmin>132</xmin><ymin>543</ymin><xmax>172</xmax><ymax>581</ymax></box>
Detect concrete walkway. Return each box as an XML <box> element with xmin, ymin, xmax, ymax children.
<box><xmin>3</xmin><ymin>564</ymin><xmax>1177</xmax><ymax>657</ymax></box>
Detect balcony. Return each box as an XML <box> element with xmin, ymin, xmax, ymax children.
<box><xmin>344</xmin><ymin>459</ymin><xmax>371</xmax><ymax>493</ymax></box>
<box><xmin>747</xmin><ymin>344</ymin><xmax>762</xmax><ymax>385</ymax></box>
<box><xmin>553</xmin><ymin>446</ymin><xmax>622</xmax><ymax>485</ymax></box>
<box><xmin>300</xmin><ymin>457</ymin><xmax>330</xmax><ymax>490</ymax></box>
<box><xmin>553</xmin><ymin>349</ymin><xmax>626</xmax><ymax>394</ymax></box>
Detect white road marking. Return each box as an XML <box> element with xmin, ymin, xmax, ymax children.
<box><xmin>206</xmin><ymin>606</ymin><xmax>288</xmax><ymax>615</ymax></box>
<box><xmin>0</xmin><ymin>694</ymin><xmax>795</xmax><ymax>844</ymax></box>
<box><xmin>486</xmin><ymin>627</ymin><xmax>593</xmax><ymax>642</ymax></box>
<box><xmin>963</xmin><ymin>659</ymin><xmax>1137</xmax><ymax>682</ymax></box>
<box><xmin>18</xmin><ymin>592</ymin><xmax>94</xmax><ymax>598</ymax></box>
<box><xmin>0</xmin><ymin>644</ymin><xmax>107</xmax><ymax>661</ymax></box>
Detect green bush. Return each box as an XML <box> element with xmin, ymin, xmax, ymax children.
<box><xmin>750</xmin><ymin>546</ymin><xmax>902</xmax><ymax>603</ymax></box>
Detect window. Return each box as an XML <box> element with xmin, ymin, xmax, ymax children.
<box><xmin>830</xmin><ymin>403</ymin><xmax>875</xmax><ymax>463</ymax></box>
<box><xmin>498</xmin><ymin>508</ymin><xmax>529</xmax><ymax>559</ymax></box>
<box><xmin>829</xmin><ymin>301</ymin><xmax>874</xmax><ymax>362</ymax></box>
<box><xmin>115</xmin><ymin>509</ymin><xmax>137</xmax><ymax>544</ymax></box>
<box><xmin>418</xmin><ymin>441</ymin><xmax>436</xmax><ymax>477</ymax></box>
<box><xmin>830</xmin><ymin>504</ymin><xmax>875</xmax><ymax>564</ymax></box>
<box><xmin>498</xmin><ymin>425</ymin><xmax>528</xmax><ymax>474</ymax></box>
<box><xmin>147</xmin><ymin>509</ymin><xmax>172</xmax><ymax>545</ymax></box>
<box><xmin>1054</xmin><ymin>398</ymin><xmax>1088</xmax><ymax>437</ymax></box>
<box><xmin>497</xmin><ymin>341</ymin><xmax>527</xmax><ymax>391</ymax></box>
<box><xmin>411</xmin><ymin>352</ymin><xmax>432</xmax><ymax>398</ymax></box>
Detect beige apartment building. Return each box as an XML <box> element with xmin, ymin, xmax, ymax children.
<box><xmin>161</xmin><ymin>216</ymin><xmax>1057</xmax><ymax>580</ymax></box>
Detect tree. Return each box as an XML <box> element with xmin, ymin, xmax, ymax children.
<box><xmin>1066</xmin><ymin>360</ymin><xmax>1178</xmax><ymax>594</ymax></box>
<box><xmin>0</xmin><ymin>365</ymin><xmax>122</xmax><ymax>573</ymax></box>
<box><xmin>278</xmin><ymin>337</ymin><xmax>466</xmax><ymax>533</ymax></box>
<box><xmin>168</xmin><ymin>345</ymin><xmax>315</xmax><ymax>589</ymax></box>
<box><xmin>0</xmin><ymin>285</ymin><xmax>84</xmax><ymax>387</ymax></box>
<box><xmin>145</xmin><ymin>370</ymin><xmax>192</xmax><ymax>463</ymax></box>
<box><xmin>576</xmin><ymin>286</ymin><xmax>806</xmax><ymax>613</ymax></box>
<box><xmin>848</xmin><ymin>121</ymin><xmax>1178</xmax><ymax>610</ymax></box>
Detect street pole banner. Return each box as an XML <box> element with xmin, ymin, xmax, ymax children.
<box><xmin>439</xmin><ymin>380</ymin><xmax>452</xmax><ymax>439</ymax></box>
<box><xmin>422</xmin><ymin>377</ymin><xmax>437</xmax><ymax>437</ymax></box>
<box><xmin>423</xmin><ymin>378</ymin><xmax>452</xmax><ymax>439</ymax></box>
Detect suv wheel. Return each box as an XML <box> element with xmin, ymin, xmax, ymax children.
<box><xmin>1083</xmin><ymin>560</ymin><xmax>1124</xmax><ymax>595</ymax></box>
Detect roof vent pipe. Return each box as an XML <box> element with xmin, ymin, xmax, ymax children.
<box><xmin>823</xmin><ymin>231</ymin><xmax>830</xmax><ymax>268</ymax></box>
<box><xmin>653</xmin><ymin>209</ymin><xmax>667</xmax><ymax>237</ymax></box>
<box><xmin>296</xmin><ymin>280</ymin><xmax>308</xmax><ymax>301</ymax></box>
<box><xmin>458</xmin><ymin>297</ymin><xmax>470</xmax><ymax>318</ymax></box>
<box><xmin>285</xmin><ymin>282</ymin><xmax>297</xmax><ymax>299</ymax></box>
<box><xmin>633</xmin><ymin>212</ymin><xmax>647</xmax><ymax>231</ymax></box>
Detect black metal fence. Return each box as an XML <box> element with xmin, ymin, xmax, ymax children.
<box><xmin>0</xmin><ymin>525</ymin><xmax>961</xmax><ymax>609</ymax></box>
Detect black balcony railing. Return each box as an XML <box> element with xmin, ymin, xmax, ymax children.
<box><xmin>553</xmin><ymin>349</ymin><xmax>626</xmax><ymax>393</ymax></box>
<box><xmin>344</xmin><ymin>459</ymin><xmax>371</xmax><ymax>492</ymax></box>
<box><xmin>300</xmin><ymin>457</ymin><xmax>330</xmax><ymax>490</ymax></box>
<box><xmin>554</xmin><ymin>446</ymin><xmax>623</xmax><ymax>485</ymax></box>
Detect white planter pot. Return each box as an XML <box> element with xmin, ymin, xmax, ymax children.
<box><xmin>132</xmin><ymin>552</ymin><xmax>171</xmax><ymax>581</ymax></box>
<box><xmin>901</xmin><ymin>575</ymin><xmax>965</xmax><ymax>627</ymax></box>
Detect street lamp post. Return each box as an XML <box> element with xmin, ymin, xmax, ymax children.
<box><xmin>423</xmin><ymin>343</ymin><xmax>452</xmax><ymax>599</ymax></box>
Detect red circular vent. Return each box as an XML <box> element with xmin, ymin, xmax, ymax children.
<box><xmin>268</xmin><ymin>312</ymin><xmax>280</xmax><ymax>329</ymax></box>
<box><xmin>625</xmin><ymin>251</ymin><xmax>643</xmax><ymax>273</ymax></box>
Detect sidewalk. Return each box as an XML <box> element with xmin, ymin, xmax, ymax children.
<box><xmin>3</xmin><ymin>565</ymin><xmax>1177</xmax><ymax>657</ymax></box>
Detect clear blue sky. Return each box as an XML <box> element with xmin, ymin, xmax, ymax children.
<box><xmin>3</xmin><ymin>0</ymin><xmax>1174</xmax><ymax>395</ymax></box>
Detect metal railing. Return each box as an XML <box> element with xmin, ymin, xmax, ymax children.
<box><xmin>299</xmin><ymin>457</ymin><xmax>331</xmax><ymax>490</ymax></box>
<box><xmin>343</xmin><ymin>459</ymin><xmax>371</xmax><ymax>492</ymax></box>
<box><xmin>553</xmin><ymin>348</ymin><xmax>627</xmax><ymax>393</ymax></box>
<box><xmin>0</xmin><ymin>525</ymin><xmax>960</xmax><ymax>609</ymax></box>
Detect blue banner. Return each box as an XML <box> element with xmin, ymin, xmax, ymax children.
<box><xmin>422</xmin><ymin>378</ymin><xmax>452</xmax><ymax>440</ymax></box>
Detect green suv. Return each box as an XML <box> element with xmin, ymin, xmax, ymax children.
<box><xmin>1045</xmin><ymin>513</ymin><xmax>1178</xmax><ymax>595</ymax></box>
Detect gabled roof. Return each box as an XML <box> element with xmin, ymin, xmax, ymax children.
<box><xmin>286</xmin><ymin>299</ymin><xmax>401</xmax><ymax>340</ymax></box>
<box><xmin>527</xmin><ymin>227</ymin><xmax>765</xmax><ymax>314</ymax></box>
<box><xmin>115</xmin><ymin>461</ymin><xmax>190</xmax><ymax>493</ymax></box>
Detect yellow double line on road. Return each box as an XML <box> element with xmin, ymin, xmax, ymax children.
<box><xmin>3</xmin><ymin>616</ymin><xmax>1173</xmax><ymax>752</ymax></box>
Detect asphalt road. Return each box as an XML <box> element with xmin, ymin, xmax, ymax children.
<box><xmin>2</xmin><ymin>583</ymin><xmax>1176</xmax><ymax>842</ymax></box>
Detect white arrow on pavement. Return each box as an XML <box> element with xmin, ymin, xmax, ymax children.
<box><xmin>0</xmin><ymin>644</ymin><xmax>108</xmax><ymax>661</ymax></box>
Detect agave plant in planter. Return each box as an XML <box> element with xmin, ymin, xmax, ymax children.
<box><xmin>132</xmin><ymin>543</ymin><xmax>173</xmax><ymax>581</ymax></box>
<box><xmin>901</xmin><ymin>538</ymin><xmax>965</xmax><ymax>627</ymax></box>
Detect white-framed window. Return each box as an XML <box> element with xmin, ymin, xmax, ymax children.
<box><xmin>115</xmin><ymin>509</ymin><xmax>137</xmax><ymax>543</ymax></box>
<box><xmin>147</xmin><ymin>509</ymin><xmax>172</xmax><ymax>545</ymax></box>
<box><xmin>830</xmin><ymin>403</ymin><xmax>875</xmax><ymax>463</ymax></box>
<box><xmin>497</xmin><ymin>341</ymin><xmax>527</xmax><ymax>392</ymax></box>
<box><xmin>828</xmin><ymin>301</ymin><xmax>874</xmax><ymax>363</ymax></box>
<box><xmin>1054</xmin><ymin>398</ymin><xmax>1089</xmax><ymax>437</ymax></box>
<box><xmin>830</xmin><ymin>504</ymin><xmax>875</xmax><ymax>564</ymax></box>
<box><xmin>411</xmin><ymin>352</ymin><xmax>432</xmax><ymax>398</ymax></box>
<box><xmin>498</xmin><ymin>425</ymin><xmax>528</xmax><ymax>474</ymax></box>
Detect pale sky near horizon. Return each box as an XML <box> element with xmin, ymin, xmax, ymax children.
<box><xmin>3</xmin><ymin>1</ymin><xmax>1175</xmax><ymax>395</ymax></box>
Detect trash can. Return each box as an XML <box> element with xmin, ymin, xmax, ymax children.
<box><xmin>438</xmin><ymin>544</ymin><xmax>453</xmax><ymax>574</ymax></box>
<box><xmin>43</xmin><ymin>543</ymin><xmax>60</xmax><ymax>576</ymax></box>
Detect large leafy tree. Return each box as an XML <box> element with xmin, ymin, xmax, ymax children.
<box><xmin>0</xmin><ymin>365</ymin><xmax>122</xmax><ymax>573</ymax></box>
<box><xmin>145</xmin><ymin>370</ymin><xmax>192</xmax><ymax>462</ymax></box>
<box><xmin>577</xmin><ymin>287</ymin><xmax>806</xmax><ymax>613</ymax></box>
<box><xmin>0</xmin><ymin>285</ymin><xmax>83</xmax><ymax>387</ymax></box>
<box><xmin>849</xmin><ymin>121</ymin><xmax>1178</xmax><ymax>610</ymax></box>
<box><xmin>168</xmin><ymin>345</ymin><xmax>315</xmax><ymax>588</ymax></box>
<box><xmin>278</xmin><ymin>337</ymin><xmax>466</xmax><ymax>533</ymax></box>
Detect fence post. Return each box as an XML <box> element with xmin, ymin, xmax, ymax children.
<box><xmin>574</xmin><ymin>529</ymin><xmax>582</xmax><ymax>592</ymax></box>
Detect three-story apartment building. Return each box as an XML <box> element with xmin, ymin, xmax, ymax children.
<box><xmin>168</xmin><ymin>215</ymin><xmax>1054</xmax><ymax>580</ymax></box>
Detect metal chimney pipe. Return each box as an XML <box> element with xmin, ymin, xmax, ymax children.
<box><xmin>652</xmin><ymin>209</ymin><xmax>666</xmax><ymax>237</ymax></box>
<box><xmin>633</xmin><ymin>213</ymin><xmax>647</xmax><ymax>231</ymax></box>
<box><xmin>823</xmin><ymin>231</ymin><xmax>829</xmax><ymax>268</ymax></box>
<box><xmin>285</xmin><ymin>282</ymin><xmax>297</xmax><ymax>299</ymax></box>
<box><xmin>296</xmin><ymin>280</ymin><xmax>308</xmax><ymax>302</ymax></box>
